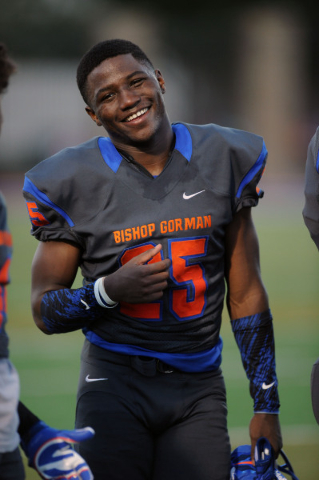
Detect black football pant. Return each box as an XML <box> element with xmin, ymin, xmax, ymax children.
<box><xmin>0</xmin><ymin>448</ymin><xmax>25</xmax><ymax>480</ymax></box>
<box><xmin>75</xmin><ymin>340</ymin><xmax>231</xmax><ymax>480</ymax></box>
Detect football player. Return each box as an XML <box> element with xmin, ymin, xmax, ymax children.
<box><xmin>303</xmin><ymin>127</ymin><xmax>319</xmax><ymax>250</ymax></box>
<box><xmin>0</xmin><ymin>42</ymin><xmax>94</xmax><ymax>480</ymax></box>
<box><xmin>302</xmin><ymin>129</ymin><xmax>319</xmax><ymax>425</ymax></box>
<box><xmin>23</xmin><ymin>39</ymin><xmax>283</xmax><ymax>479</ymax></box>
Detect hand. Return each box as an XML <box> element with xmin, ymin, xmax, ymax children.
<box><xmin>24</xmin><ymin>421</ymin><xmax>95</xmax><ymax>479</ymax></box>
<box><xmin>249</xmin><ymin>413</ymin><xmax>283</xmax><ymax>463</ymax></box>
<box><xmin>104</xmin><ymin>243</ymin><xmax>171</xmax><ymax>303</ymax></box>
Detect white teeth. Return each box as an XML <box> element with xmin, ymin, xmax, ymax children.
<box><xmin>126</xmin><ymin>108</ymin><xmax>148</xmax><ymax>122</ymax></box>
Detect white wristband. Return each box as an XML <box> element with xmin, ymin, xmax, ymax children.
<box><xmin>94</xmin><ymin>277</ymin><xmax>118</xmax><ymax>308</ymax></box>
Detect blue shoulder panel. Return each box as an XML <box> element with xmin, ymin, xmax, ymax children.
<box><xmin>23</xmin><ymin>177</ymin><xmax>74</xmax><ymax>227</ymax></box>
<box><xmin>172</xmin><ymin>123</ymin><xmax>193</xmax><ymax>161</ymax></box>
<box><xmin>236</xmin><ymin>140</ymin><xmax>268</xmax><ymax>199</ymax></box>
<box><xmin>98</xmin><ymin>137</ymin><xmax>123</xmax><ymax>173</ymax></box>
<box><xmin>316</xmin><ymin>148</ymin><xmax>319</xmax><ymax>173</ymax></box>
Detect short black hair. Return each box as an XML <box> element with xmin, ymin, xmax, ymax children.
<box><xmin>76</xmin><ymin>39</ymin><xmax>154</xmax><ymax>105</ymax></box>
<box><xmin>0</xmin><ymin>43</ymin><xmax>16</xmax><ymax>95</ymax></box>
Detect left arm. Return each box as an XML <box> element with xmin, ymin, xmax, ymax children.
<box><xmin>224</xmin><ymin>207</ymin><xmax>282</xmax><ymax>459</ymax></box>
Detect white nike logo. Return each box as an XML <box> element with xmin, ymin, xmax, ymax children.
<box><xmin>81</xmin><ymin>299</ymin><xmax>90</xmax><ymax>310</ymax></box>
<box><xmin>262</xmin><ymin>381</ymin><xmax>275</xmax><ymax>390</ymax></box>
<box><xmin>183</xmin><ymin>190</ymin><xmax>205</xmax><ymax>200</ymax></box>
<box><xmin>85</xmin><ymin>375</ymin><xmax>108</xmax><ymax>383</ymax></box>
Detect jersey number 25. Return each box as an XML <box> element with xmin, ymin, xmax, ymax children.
<box><xmin>119</xmin><ymin>237</ymin><xmax>208</xmax><ymax>322</ymax></box>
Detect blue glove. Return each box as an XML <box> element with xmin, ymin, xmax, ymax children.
<box><xmin>230</xmin><ymin>437</ymin><xmax>299</xmax><ymax>480</ymax></box>
<box><xmin>22</xmin><ymin>420</ymin><xmax>95</xmax><ymax>480</ymax></box>
<box><xmin>254</xmin><ymin>437</ymin><xmax>276</xmax><ymax>480</ymax></box>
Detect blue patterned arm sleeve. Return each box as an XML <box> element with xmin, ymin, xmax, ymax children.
<box><xmin>231</xmin><ymin>309</ymin><xmax>280</xmax><ymax>413</ymax></box>
<box><xmin>41</xmin><ymin>283</ymin><xmax>108</xmax><ymax>333</ymax></box>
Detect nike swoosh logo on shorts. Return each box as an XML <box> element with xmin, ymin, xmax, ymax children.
<box><xmin>262</xmin><ymin>381</ymin><xmax>275</xmax><ymax>390</ymax></box>
<box><xmin>183</xmin><ymin>190</ymin><xmax>205</xmax><ymax>200</ymax></box>
<box><xmin>85</xmin><ymin>375</ymin><xmax>108</xmax><ymax>383</ymax></box>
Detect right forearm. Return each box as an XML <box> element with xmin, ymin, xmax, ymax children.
<box><xmin>38</xmin><ymin>282</ymin><xmax>117</xmax><ymax>334</ymax></box>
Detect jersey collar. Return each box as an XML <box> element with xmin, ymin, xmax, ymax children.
<box><xmin>97</xmin><ymin>123</ymin><xmax>193</xmax><ymax>173</ymax></box>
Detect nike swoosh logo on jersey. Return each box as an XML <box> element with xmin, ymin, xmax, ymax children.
<box><xmin>262</xmin><ymin>381</ymin><xmax>275</xmax><ymax>390</ymax></box>
<box><xmin>81</xmin><ymin>299</ymin><xmax>90</xmax><ymax>310</ymax></box>
<box><xmin>85</xmin><ymin>375</ymin><xmax>108</xmax><ymax>383</ymax></box>
<box><xmin>183</xmin><ymin>190</ymin><xmax>205</xmax><ymax>200</ymax></box>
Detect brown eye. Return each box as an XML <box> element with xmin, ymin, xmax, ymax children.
<box><xmin>131</xmin><ymin>78</ymin><xmax>144</xmax><ymax>86</ymax></box>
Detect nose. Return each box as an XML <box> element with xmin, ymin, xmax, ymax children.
<box><xmin>119</xmin><ymin>87</ymin><xmax>140</xmax><ymax>111</ymax></box>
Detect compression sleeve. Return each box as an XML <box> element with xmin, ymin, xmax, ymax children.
<box><xmin>17</xmin><ymin>402</ymin><xmax>40</xmax><ymax>441</ymax></box>
<box><xmin>41</xmin><ymin>281</ymin><xmax>118</xmax><ymax>334</ymax></box>
<box><xmin>231</xmin><ymin>309</ymin><xmax>280</xmax><ymax>413</ymax></box>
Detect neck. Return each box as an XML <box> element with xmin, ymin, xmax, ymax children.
<box><xmin>112</xmin><ymin>123</ymin><xmax>175</xmax><ymax>176</ymax></box>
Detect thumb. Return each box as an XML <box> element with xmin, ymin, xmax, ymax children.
<box><xmin>59</xmin><ymin>426</ymin><xmax>95</xmax><ymax>444</ymax></box>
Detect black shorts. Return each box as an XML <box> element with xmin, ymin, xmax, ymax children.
<box><xmin>0</xmin><ymin>448</ymin><xmax>25</xmax><ymax>480</ymax></box>
<box><xmin>75</xmin><ymin>340</ymin><xmax>230</xmax><ymax>480</ymax></box>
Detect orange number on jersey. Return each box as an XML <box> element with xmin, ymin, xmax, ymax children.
<box><xmin>168</xmin><ymin>237</ymin><xmax>207</xmax><ymax>320</ymax></box>
<box><xmin>119</xmin><ymin>243</ymin><xmax>163</xmax><ymax>320</ymax></box>
<box><xmin>26</xmin><ymin>201</ymin><xmax>50</xmax><ymax>227</ymax></box>
<box><xmin>118</xmin><ymin>238</ymin><xmax>208</xmax><ymax>322</ymax></box>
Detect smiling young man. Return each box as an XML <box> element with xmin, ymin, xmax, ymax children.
<box><xmin>23</xmin><ymin>39</ymin><xmax>282</xmax><ymax>480</ymax></box>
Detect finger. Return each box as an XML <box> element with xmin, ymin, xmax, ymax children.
<box><xmin>143</xmin><ymin>279</ymin><xmax>169</xmax><ymax>294</ymax></box>
<box><xmin>131</xmin><ymin>244</ymin><xmax>163</xmax><ymax>265</ymax></box>
<box><xmin>58</xmin><ymin>427</ymin><xmax>95</xmax><ymax>443</ymax></box>
<box><xmin>128</xmin><ymin>279</ymin><xmax>169</xmax><ymax>301</ymax></box>
<box><xmin>128</xmin><ymin>289</ymin><xmax>166</xmax><ymax>303</ymax></box>
<box><xmin>141</xmin><ymin>258</ymin><xmax>171</xmax><ymax>275</ymax></box>
<box><xmin>79</xmin><ymin>467</ymin><xmax>94</xmax><ymax>480</ymax></box>
<box><xmin>250</xmin><ymin>443</ymin><xmax>256</xmax><ymax>465</ymax></box>
<box><xmin>147</xmin><ymin>271</ymin><xmax>170</xmax><ymax>285</ymax></box>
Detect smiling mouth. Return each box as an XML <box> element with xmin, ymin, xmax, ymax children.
<box><xmin>124</xmin><ymin>107</ymin><xmax>149</xmax><ymax>122</ymax></box>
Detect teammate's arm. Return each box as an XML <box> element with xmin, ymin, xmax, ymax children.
<box><xmin>31</xmin><ymin>240</ymin><xmax>170</xmax><ymax>334</ymax></box>
<box><xmin>224</xmin><ymin>207</ymin><xmax>282</xmax><ymax>460</ymax></box>
<box><xmin>18</xmin><ymin>401</ymin><xmax>94</xmax><ymax>479</ymax></box>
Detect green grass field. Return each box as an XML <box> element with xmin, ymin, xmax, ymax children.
<box><xmin>2</xmin><ymin>173</ymin><xmax>319</xmax><ymax>479</ymax></box>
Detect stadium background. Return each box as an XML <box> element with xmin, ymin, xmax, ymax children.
<box><xmin>0</xmin><ymin>1</ymin><xmax>318</xmax><ymax>478</ymax></box>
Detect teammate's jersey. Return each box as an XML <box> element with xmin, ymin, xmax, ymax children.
<box><xmin>0</xmin><ymin>192</ymin><xmax>12</xmax><ymax>358</ymax></box>
<box><xmin>23</xmin><ymin>122</ymin><xmax>267</xmax><ymax>368</ymax></box>
<box><xmin>303</xmin><ymin>126</ymin><xmax>319</xmax><ymax>250</ymax></box>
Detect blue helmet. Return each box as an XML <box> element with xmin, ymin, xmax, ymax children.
<box><xmin>230</xmin><ymin>437</ymin><xmax>299</xmax><ymax>480</ymax></box>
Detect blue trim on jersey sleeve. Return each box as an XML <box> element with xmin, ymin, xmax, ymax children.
<box><xmin>98</xmin><ymin>137</ymin><xmax>123</xmax><ymax>173</ymax></box>
<box><xmin>84</xmin><ymin>331</ymin><xmax>223</xmax><ymax>373</ymax></box>
<box><xmin>172</xmin><ymin>124</ymin><xmax>193</xmax><ymax>161</ymax></box>
<box><xmin>236</xmin><ymin>141</ymin><xmax>267</xmax><ymax>199</ymax></box>
<box><xmin>316</xmin><ymin>148</ymin><xmax>319</xmax><ymax>173</ymax></box>
<box><xmin>0</xmin><ymin>285</ymin><xmax>8</xmax><ymax>334</ymax></box>
<box><xmin>23</xmin><ymin>177</ymin><xmax>74</xmax><ymax>227</ymax></box>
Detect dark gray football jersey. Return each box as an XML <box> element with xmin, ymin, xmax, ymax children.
<box><xmin>303</xmin><ymin>127</ymin><xmax>319</xmax><ymax>250</ymax></box>
<box><xmin>23</xmin><ymin>122</ymin><xmax>267</xmax><ymax>364</ymax></box>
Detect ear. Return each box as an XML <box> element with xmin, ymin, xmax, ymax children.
<box><xmin>155</xmin><ymin>69</ymin><xmax>166</xmax><ymax>94</ymax></box>
<box><xmin>85</xmin><ymin>106</ymin><xmax>102</xmax><ymax>127</ymax></box>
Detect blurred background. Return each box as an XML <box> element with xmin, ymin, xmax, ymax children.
<box><xmin>0</xmin><ymin>0</ymin><xmax>318</xmax><ymax>478</ymax></box>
